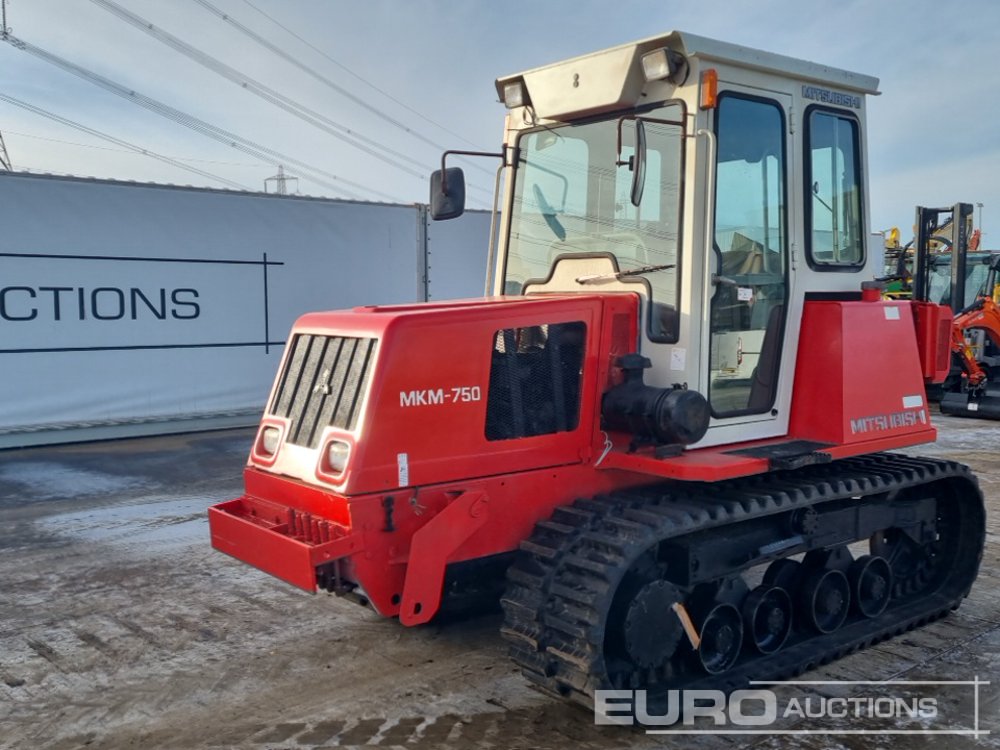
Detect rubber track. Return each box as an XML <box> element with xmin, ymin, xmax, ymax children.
<box><xmin>500</xmin><ymin>453</ymin><xmax>986</xmax><ymax>707</ymax></box>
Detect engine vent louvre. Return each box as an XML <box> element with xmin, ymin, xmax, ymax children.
<box><xmin>485</xmin><ymin>321</ymin><xmax>585</xmax><ymax>441</ymax></box>
<box><xmin>269</xmin><ymin>334</ymin><xmax>376</xmax><ymax>448</ymax></box>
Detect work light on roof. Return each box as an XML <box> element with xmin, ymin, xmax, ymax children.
<box><xmin>641</xmin><ymin>48</ymin><xmax>688</xmax><ymax>84</ymax></box>
<box><xmin>502</xmin><ymin>79</ymin><xmax>530</xmax><ymax>109</ymax></box>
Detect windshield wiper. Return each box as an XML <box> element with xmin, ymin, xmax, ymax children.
<box><xmin>576</xmin><ymin>263</ymin><xmax>675</xmax><ymax>284</ymax></box>
<box><xmin>533</xmin><ymin>184</ymin><xmax>566</xmax><ymax>241</ymax></box>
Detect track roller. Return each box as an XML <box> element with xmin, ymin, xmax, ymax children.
<box><xmin>800</xmin><ymin>567</ymin><xmax>851</xmax><ymax>634</ymax></box>
<box><xmin>849</xmin><ymin>555</ymin><xmax>893</xmax><ymax>618</ymax></box>
<box><xmin>743</xmin><ymin>585</ymin><xmax>793</xmax><ymax>654</ymax></box>
<box><xmin>695</xmin><ymin>602</ymin><xmax>743</xmax><ymax>674</ymax></box>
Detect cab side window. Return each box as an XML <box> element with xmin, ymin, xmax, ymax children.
<box><xmin>806</xmin><ymin>110</ymin><xmax>864</xmax><ymax>268</ymax></box>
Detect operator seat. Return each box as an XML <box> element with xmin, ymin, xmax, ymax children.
<box><xmin>747</xmin><ymin>304</ymin><xmax>784</xmax><ymax>412</ymax></box>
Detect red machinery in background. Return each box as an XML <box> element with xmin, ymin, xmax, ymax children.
<box><xmin>905</xmin><ymin>204</ymin><xmax>1000</xmax><ymax>417</ymax></box>
<box><xmin>942</xmin><ymin>253</ymin><xmax>1000</xmax><ymax>417</ymax></box>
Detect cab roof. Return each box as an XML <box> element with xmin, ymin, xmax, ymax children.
<box><xmin>496</xmin><ymin>31</ymin><xmax>880</xmax><ymax>120</ymax></box>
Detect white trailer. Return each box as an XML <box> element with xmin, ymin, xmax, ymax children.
<box><xmin>0</xmin><ymin>172</ymin><xmax>490</xmax><ymax>447</ymax></box>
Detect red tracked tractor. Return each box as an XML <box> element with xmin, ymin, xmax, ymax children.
<box><xmin>209</xmin><ymin>32</ymin><xmax>985</xmax><ymax>709</ymax></box>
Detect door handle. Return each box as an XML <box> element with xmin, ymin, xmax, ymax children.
<box><xmin>712</xmin><ymin>274</ymin><xmax>738</xmax><ymax>288</ymax></box>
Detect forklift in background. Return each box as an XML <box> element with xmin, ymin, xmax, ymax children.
<box><xmin>883</xmin><ymin>203</ymin><xmax>984</xmax><ymax>308</ymax></box>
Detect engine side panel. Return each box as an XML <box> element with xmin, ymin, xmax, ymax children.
<box><xmin>789</xmin><ymin>299</ymin><xmax>935</xmax><ymax>446</ymax></box>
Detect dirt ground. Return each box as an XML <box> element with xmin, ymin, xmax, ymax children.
<box><xmin>1</xmin><ymin>416</ymin><xmax>997</xmax><ymax>749</ymax></box>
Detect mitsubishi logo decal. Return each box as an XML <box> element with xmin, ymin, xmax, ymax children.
<box><xmin>314</xmin><ymin>368</ymin><xmax>333</xmax><ymax>396</ymax></box>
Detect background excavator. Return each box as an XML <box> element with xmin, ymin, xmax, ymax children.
<box><xmin>882</xmin><ymin>204</ymin><xmax>1000</xmax><ymax>417</ymax></box>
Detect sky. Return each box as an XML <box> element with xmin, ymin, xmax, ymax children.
<box><xmin>1</xmin><ymin>0</ymin><xmax>998</xmax><ymax>246</ymax></box>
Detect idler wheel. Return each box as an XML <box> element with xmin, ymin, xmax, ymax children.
<box><xmin>871</xmin><ymin>527</ymin><xmax>931</xmax><ymax>597</ymax></box>
<box><xmin>622</xmin><ymin>580</ymin><xmax>684</xmax><ymax>669</ymax></box>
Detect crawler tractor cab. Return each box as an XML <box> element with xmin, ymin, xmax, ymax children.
<box><xmin>209</xmin><ymin>32</ymin><xmax>984</xmax><ymax>708</ymax></box>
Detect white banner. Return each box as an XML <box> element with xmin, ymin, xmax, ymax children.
<box><xmin>0</xmin><ymin>173</ymin><xmax>491</xmax><ymax>446</ymax></box>
<box><xmin>0</xmin><ymin>251</ymin><xmax>272</xmax><ymax>351</ymax></box>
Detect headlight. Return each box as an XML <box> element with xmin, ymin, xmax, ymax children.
<box><xmin>260</xmin><ymin>426</ymin><xmax>280</xmax><ymax>455</ymax></box>
<box><xmin>326</xmin><ymin>440</ymin><xmax>350</xmax><ymax>474</ymax></box>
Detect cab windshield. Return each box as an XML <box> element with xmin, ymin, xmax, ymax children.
<box><xmin>503</xmin><ymin>102</ymin><xmax>685</xmax><ymax>341</ymax></box>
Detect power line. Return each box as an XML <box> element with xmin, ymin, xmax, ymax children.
<box><xmin>215</xmin><ymin>0</ymin><xmax>496</xmax><ymax>186</ymax></box>
<box><xmin>91</xmin><ymin>0</ymin><xmax>429</xmax><ymax>180</ymax></box>
<box><xmin>193</xmin><ymin>0</ymin><xmax>469</xmax><ymax>154</ymax></box>
<box><xmin>2</xmin><ymin>34</ymin><xmax>400</xmax><ymax>202</ymax></box>
<box><xmin>236</xmin><ymin>0</ymin><xmax>482</xmax><ymax>149</ymax></box>
<box><xmin>0</xmin><ymin>93</ymin><xmax>252</xmax><ymax>189</ymax></box>
<box><xmin>2</xmin><ymin>129</ymin><xmax>268</xmax><ymax>167</ymax></box>
<box><xmin>91</xmin><ymin>0</ymin><xmax>494</xmax><ymax>205</ymax></box>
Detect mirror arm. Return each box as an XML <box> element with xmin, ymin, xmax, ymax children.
<box><xmin>484</xmin><ymin>156</ymin><xmax>506</xmax><ymax>296</ymax></box>
<box><xmin>439</xmin><ymin>150</ymin><xmax>504</xmax><ymax>194</ymax></box>
<box><xmin>614</xmin><ymin>115</ymin><xmax>636</xmax><ymax>167</ymax></box>
<box><xmin>615</xmin><ymin>113</ymin><xmax>683</xmax><ymax>164</ymax></box>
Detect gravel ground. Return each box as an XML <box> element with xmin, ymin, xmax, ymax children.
<box><xmin>1</xmin><ymin>416</ymin><xmax>997</xmax><ymax>749</ymax></box>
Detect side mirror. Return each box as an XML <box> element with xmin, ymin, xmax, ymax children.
<box><xmin>615</xmin><ymin>116</ymin><xmax>647</xmax><ymax>208</ymax></box>
<box><xmin>630</xmin><ymin>118</ymin><xmax>647</xmax><ymax>207</ymax></box>
<box><xmin>429</xmin><ymin>167</ymin><xmax>466</xmax><ymax>220</ymax></box>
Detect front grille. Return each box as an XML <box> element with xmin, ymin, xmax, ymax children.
<box><xmin>269</xmin><ymin>334</ymin><xmax>377</xmax><ymax>448</ymax></box>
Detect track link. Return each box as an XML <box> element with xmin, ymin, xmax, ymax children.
<box><xmin>500</xmin><ymin>453</ymin><xmax>985</xmax><ymax>708</ymax></box>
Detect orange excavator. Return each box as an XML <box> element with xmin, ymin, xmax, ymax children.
<box><xmin>940</xmin><ymin>251</ymin><xmax>1000</xmax><ymax>417</ymax></box>
<box><xmin>905</xmin><ymin>204</ymin><xmax>1000</xmax><ymax>417</ymax></box>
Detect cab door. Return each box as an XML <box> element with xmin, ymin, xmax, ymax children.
<box><xmin>701</xmin><ymin>89</ymin><xmax>797</xmax><ymax>444</ymax></box>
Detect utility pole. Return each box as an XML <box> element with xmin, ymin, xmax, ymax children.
<box><xmin>0</xmin><ymin>130</ymin><xmax>11</xmax><ymax>171</ymax></box>
<box><xmin>1</xmin><ymin>0</ymin><xmax>9</xmax><ymax>39</ymax></box>
<box><xmin>264</xmin><ymin>164</ymin><xmax>298</xmax><ymax>195</ymax></box>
